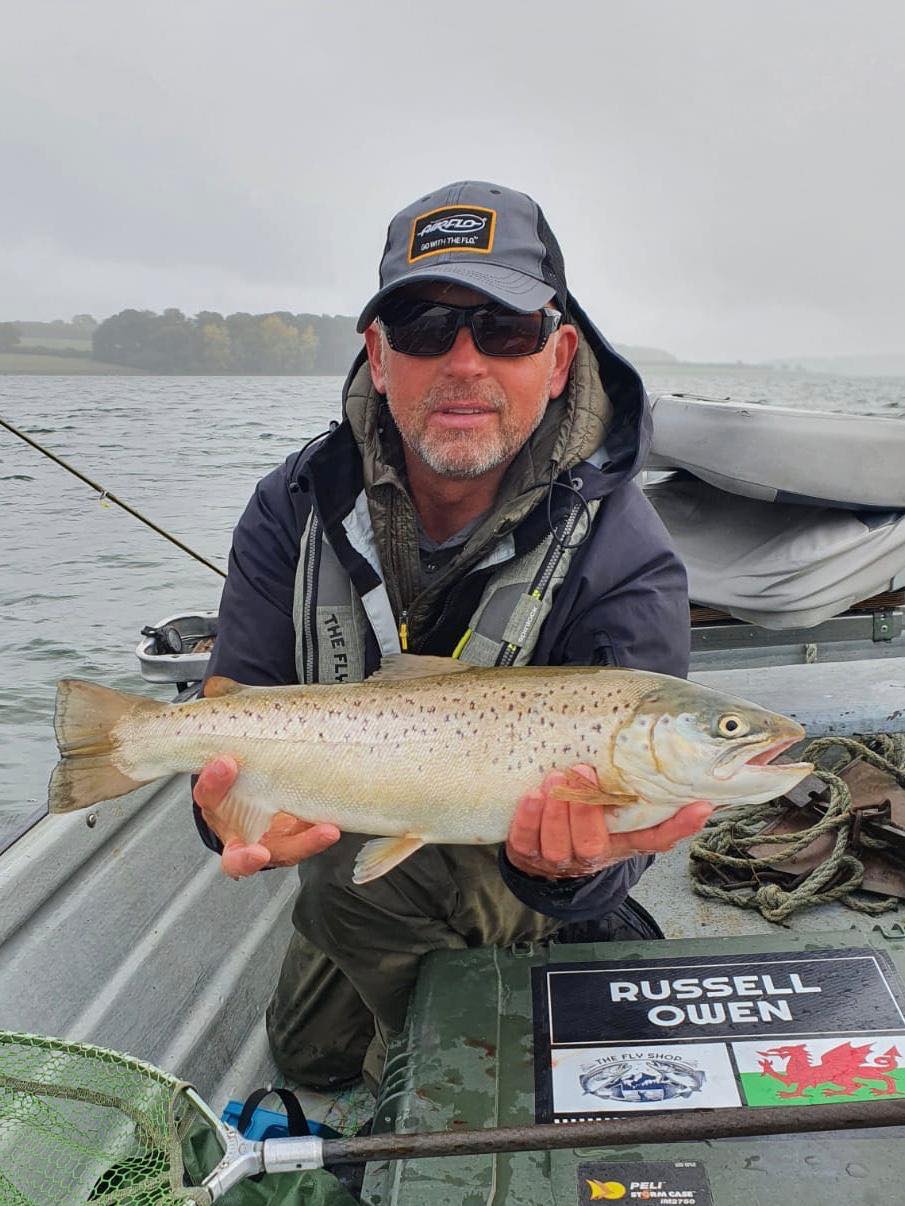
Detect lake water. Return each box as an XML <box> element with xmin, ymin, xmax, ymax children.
<box><xmin>2</xmin><ymin>365</ymin><xmax>904</xmax><ymax>844</ymax></box>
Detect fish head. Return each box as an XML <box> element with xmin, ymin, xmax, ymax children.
<box><xmin>612</xmin><ymin>680</ymin><xmax>813</xmax><ymax>807</ymax></box>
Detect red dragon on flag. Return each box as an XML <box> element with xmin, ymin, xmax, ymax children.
<box><xmin>758</xmin><ymin>1041</ymin><xmax>901</xmax><ymax>1098</ymax></box>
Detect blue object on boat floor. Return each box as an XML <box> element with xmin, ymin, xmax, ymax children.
<box><xmin>221</xmin><ymin>1099</ymin><xmax>342</xmax><ymax>1141</ymax></box>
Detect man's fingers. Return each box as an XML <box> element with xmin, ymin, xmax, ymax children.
<box><xmin>610</xmin><ymin>802</ymin><xmax>714</xmax><ymax>858</ymax></box>
<box><xmin>567</xmin><ymin>802</ymin><xmax>612</xmax><ymax>862</ymax></box>
<box><xmin>539</xmin><ymin>797</ymin><xmax>572</xmax><ymax>865</ymax></box>
<box><xmin>220</xmin><ymin>823</ymin><xmax>341</xmax><ymax>878</ymax></box>
<box><xmin>264</xmin><ymin>822</ymin><xmax>342</xmax><ymax>866</ymax></box>
<box><xmin>193</xmin><ymin>756</ymin><xmax>239</xmax><ymax>811</ymax></box>
<box><xmin>507</xmin><ymin>791</ymin><xmax>545</xmax><ymax>857</ymax></box>
<box><xmin>221</xmin><ymin>840</ymin><xmax>270</xmax><ymax>878</ymax></box>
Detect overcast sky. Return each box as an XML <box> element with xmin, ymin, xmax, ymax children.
<box><xmin>2</xmin><ymin>1</ymin><xmax>903</xmax><ymax>361</ymax></box>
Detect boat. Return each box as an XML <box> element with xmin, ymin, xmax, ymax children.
<box><xmin>647</xmin><ymin>392</ymin><xmax>905</xmax><ymax>510</ymax></box>
<box><xmin>3</xmin><ymin>397</ymin><xmax>905</xmax><ymax>1202</ymax></box>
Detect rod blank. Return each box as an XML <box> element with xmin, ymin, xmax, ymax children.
<box><xmin>320</xmin><ymin>1098</ymin><xmax>905</xmax><ymax>1164</ymax></box>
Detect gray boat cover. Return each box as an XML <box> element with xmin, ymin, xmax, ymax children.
<box><xmin>646</xmin><ymin>475</ymin><xmax>905</xmax><ymax>629</ymax></box>
<box><xmin>647</xmin><ymin>394</ymin><xmax>905</xmax><ymax>511</ymax></box>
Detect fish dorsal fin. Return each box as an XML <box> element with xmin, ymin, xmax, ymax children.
<box><xmin>370</xmin><ymin>654</ymin><xmax>474</xmax><ymax>682</ymax></box>
<box><xmin>204</xmin><ymin>675</ymin><xmax>251</xmax><ymax>698</ymax></box>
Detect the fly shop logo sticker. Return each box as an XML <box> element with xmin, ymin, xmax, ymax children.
<box><xmin>550</xmin><ymin>1042</ymin><xmax>741</xmax><ymax>1116</ymax></box>
<box><xmin>408</xmin><ymin>205</ymin><xmax>496</xmax><ymax>262</ymax></box>
<box><xmin>581</xmin><ymin>1051</ymin><xmax>704</xmax><ymax>1104</ymax></box>
<box><xmin>531</xmin><ymin>948</ymin><xmax>905</xmax><ymax>1122</ymax></box>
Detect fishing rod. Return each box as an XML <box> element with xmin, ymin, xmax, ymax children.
<box><xmin>0</xmin><ymin>413</ymin><xmax>226</xmax><ymax>579</ymax></box>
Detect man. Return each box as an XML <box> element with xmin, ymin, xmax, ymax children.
<box><xmin>193</xmin><ymin>181</ymin><xmax>710</xmax><ymax>1091</ymax></box>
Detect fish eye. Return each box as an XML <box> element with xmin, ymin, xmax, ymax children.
<box><xmin>717</xmin><ymin>713</ymin><xmax>749</xmax><ymax>738</ymax></box>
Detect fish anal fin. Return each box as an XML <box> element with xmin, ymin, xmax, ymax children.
<box><xmin>353</xmin><ymin>835</ymin><xmax>425</xmax><ymax>883</ymax></box>
<box><xmin>213</xmin><ymin>784</ymin><xmax>278</xmax><ymax>847</ymax></box>
<box><xmin>549</xmin><ymin>767</ymin><xmax>638</xmax><ymax>808</ymax></box>
<box><xmin>204</xmin><ymin>675</ymin><xmax>249</xmax><ymax>698</ymax></box>
<box><xmin>370</xmin><ymin>654</ymin><xmax>473</xmax><ymax>683</ymax></box>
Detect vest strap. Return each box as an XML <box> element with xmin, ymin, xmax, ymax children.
<box><xmin>294</xmin><ymin>495</ymin><xmax>600</xmax><ymax>683</ymax></box>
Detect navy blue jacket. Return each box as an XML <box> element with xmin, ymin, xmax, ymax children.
<box><xmin>197</xmin><ymin>298</ymin><xmax>690</xmax><ymax>921</ymax></box>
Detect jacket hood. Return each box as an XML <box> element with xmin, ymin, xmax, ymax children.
<box><xmin>302</xmin><ymin>298</ymin><xmax>652</xmax><ymax>634</ymax></box>
<box><xmin>339</xmin><ymin>292</ymin><xmax>651</xmax><ymax>504</ymax></box>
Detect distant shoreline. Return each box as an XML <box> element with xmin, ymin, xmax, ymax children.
<box><xmin>3</xmin><ymin>349</ymin><xmax>905</xmax><ymax>380</ymax></box>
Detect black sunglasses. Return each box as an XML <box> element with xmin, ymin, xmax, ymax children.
<box><xmin>378</xmin><ymin>299</ymin><xmax>562</xmax><ymax>358</ymax></box>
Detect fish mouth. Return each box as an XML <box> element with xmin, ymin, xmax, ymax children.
<box><xmin>713</xmin><ymin>733</ymin><xmax>811</xmax><ymax>781</ymax></box>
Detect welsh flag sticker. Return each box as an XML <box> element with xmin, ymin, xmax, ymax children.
<box><xmin>732</xmin><ymin>1034</ymin><xmax>905</xmax><ymax>1107</ymax></box>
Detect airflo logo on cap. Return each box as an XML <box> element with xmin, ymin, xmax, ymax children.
<box><xmin>408</xmin><ymin>204</ymin><xmax>496</xmax><ymax>262</ymax></box>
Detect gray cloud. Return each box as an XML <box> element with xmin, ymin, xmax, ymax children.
<box><xmin>2</xmin><ymin>0</ymin><xmax>903</xmax><ymax>360</ymax></box>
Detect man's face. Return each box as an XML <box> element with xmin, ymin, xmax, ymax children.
<box><xmin>364</xmin><ymin>282</ymin><xmax>578</xmax><ymax>480</ymax></box>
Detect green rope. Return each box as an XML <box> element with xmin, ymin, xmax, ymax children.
<box><xmin>689</xmin><ymin>734</ymin><xmax>905</xmax><ymax>924</ymax></box>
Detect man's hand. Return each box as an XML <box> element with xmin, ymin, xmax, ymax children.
<box><xmin>193</xmin><ymin>756</ymin><xmax>340</xmax><ymax>878</ymax></box>
<box><xmin>506</xmin><ymin>765</ymin><xmax>713</xmax><ymax>878</ymax></box>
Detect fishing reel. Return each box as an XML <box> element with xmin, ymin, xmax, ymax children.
<box><xmin>140</xmin><ymin>623</ymin><xmax>185</xmax><ymax>655</ymax></box>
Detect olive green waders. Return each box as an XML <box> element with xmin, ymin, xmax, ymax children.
<box><xmin>265</xmin><ymin>834</ymin><xmax>559</xmax><ymax>1093</ymax></box>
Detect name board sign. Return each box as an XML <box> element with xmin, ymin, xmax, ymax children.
<box><xmin>532</xmin><ymin>947</ymin><xmax>905</xmax><ymax>1123</ymax></box>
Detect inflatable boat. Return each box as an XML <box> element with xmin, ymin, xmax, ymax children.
<box><xmin>645</xmin><ymin>394</ymin><xmax>905</xmax><ymax>644</ymax></box>
<box><xmin>647</xmin><ymin>392</ymin><xmax>905</xmax><ymax>510</ymax></box>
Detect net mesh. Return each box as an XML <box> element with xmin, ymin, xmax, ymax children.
<box><xmin>0</xmin><ymin>1031</ymin><xmax>208</xmax><ymax>1205</ymax></box>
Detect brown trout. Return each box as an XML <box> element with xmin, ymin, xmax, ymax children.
<box><xmin>49</xmin><ymin>654</ymin><xmax>811</xmax><ymax>883</ymax></box>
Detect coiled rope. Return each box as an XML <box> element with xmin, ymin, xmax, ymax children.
<box><xmin>689</xmin><ymin>733</ymin><xmax>905</xmax><ymax>923</ymax></box>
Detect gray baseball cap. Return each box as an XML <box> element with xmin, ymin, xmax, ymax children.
<box><xmin>356</xmin><ymin>180</ymin><xmax>568</xmax><ymax>332</ymax></box>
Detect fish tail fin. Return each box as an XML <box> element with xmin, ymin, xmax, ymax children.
<box><xmin>49</xmin><ymin>679</ymin><xmax>164</xmax><ymax>813</ymax></box>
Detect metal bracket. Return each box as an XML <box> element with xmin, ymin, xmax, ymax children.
<box><xmin>874</xmin><ymin>610</ymin><xmax>897</xmax><ymax>641</ymax></box>
<box><xmin>692</xmin><ymin>609</ymin><xmax>903</xmax><ymax>652</ymax></box>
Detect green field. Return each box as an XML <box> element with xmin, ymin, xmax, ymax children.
<box><xmin>740</xmin><ymin>1067</ymin><xmax>905</xmax><ymax>1107</ymax></box>
<box><xmin>17</xmin><ymin>336</ymin><xmax>93</xmax><ymax>351</ymax></box>
<box><xmin>0</xmin><ymin>353</ymin><xmax>145</xmax><ymax>374</ymax></box>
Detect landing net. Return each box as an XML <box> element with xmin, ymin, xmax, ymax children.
<box><xmin>0</xmin><ymin>1031</ymin><xmax>206</xmax><ymax>1204</ymax></box>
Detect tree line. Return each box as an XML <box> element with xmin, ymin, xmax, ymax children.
<box><xmin>0</xmin><ymin>310</ymin><xmax>363</xmax><ymax>374</ymax></box>
<box><xmin>91</xmin><ymin>309</ymin><xmax>361</xmax><ymax>374</ymax></box>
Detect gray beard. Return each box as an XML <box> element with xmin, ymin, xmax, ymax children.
<box><xmin>386</xmin><ymin>375</ymin><xmax>554</xmax><ymax>481</ymax></box>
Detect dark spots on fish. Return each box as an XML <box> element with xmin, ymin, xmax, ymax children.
<box><xmin>273</xmin><ymin>702</ymin><xmax>282</xmax><ymax>712</ymax></box>
<box><xmin>592</xmin><ymin>723</ymin><xmax>602</xmax><ymax>734</ymax></box>
<box><xmin>612</xmin><ymin>705</ymin><xmax>619</xmax><ymax>713</ymax></box>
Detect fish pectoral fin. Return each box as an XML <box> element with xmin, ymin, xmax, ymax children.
<box><xmin>549</xmin><ymin>768</ymin><xmax>638</xmax><ymax>808</ymax></box>
<box><xmin>370</xmin><ymin>654</ymin><xmax>474</xmax><ymax>682</ymax></box>
<box><xmin>353</xmin><ymin>835</ymin><xmax>426</xmax><ymax>884</ymax></box>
